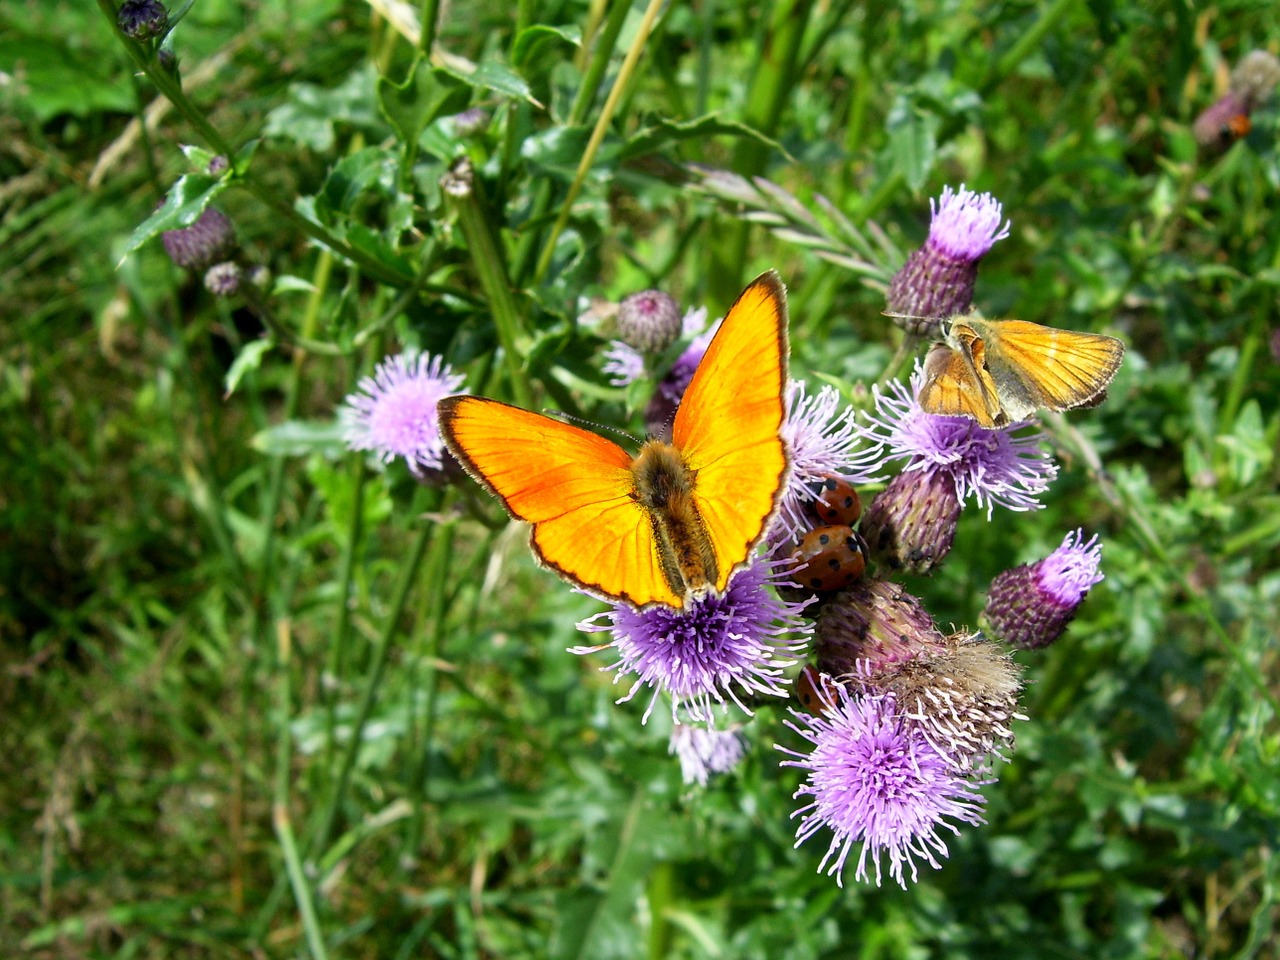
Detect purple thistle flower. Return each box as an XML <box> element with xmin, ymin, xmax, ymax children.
<box><xmin>984</xmin><ymin>529</ymin><xmax>1104</xmax><ymax>650</ymax></box>
<box><xmin>451</xmin><ymin>107</ymin><xmax>491</xmax><ymax>138</ymax></box>
<box><xmin>573</xmin><ymin>560</ymin><xmax>811</xmax><ymax>724</ymax></box>
<box><xmin>1192</xmin><ymin>90</ymin><xmax>1250</xmax><ymax>148</ymax></box>
<box><xmin>669</xmin><ymin>724</ymin><xmax>747</xmax><ymax>786</ymax></box>
<box><xmin>602</xmin><ymin>340</ymin><xmax>646</xmax><ymax>386</ymax></box>
<box><xmin>859</xmin><ymin>371</ymin><xmax>1058</xmax><ymax>516</ymax></box>
<box><xmin>779</xmin><ymin>684</ymin><xmax>988</xmax><ymax>888</ymax></box>
<box><xmin>776</xmin><ymin>381</ymin><xmax>883</xmax><ymax>537</ymax></box>
<box><xmin>340</xmin><ymin>352</ymin><xmax>466</xmax><ymax>470</ymax></box>
<box><xmin>885</xmin><ymin>185</ymin><xmax>1010</xmax><ymax>334</ymax></box>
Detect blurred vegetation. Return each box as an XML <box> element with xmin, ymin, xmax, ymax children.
<box><xmin>1</xmin><ymin>0</ymin><xmax>1278</xmax><ymax>957</ymax></box>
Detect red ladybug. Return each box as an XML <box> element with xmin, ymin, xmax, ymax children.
<box><xmin>1226</xmin><ymin>113</ymin><xmax>1252</xmax><ymax>138</ymax></box>
<box><xmin>806</xmin><ymin>474</ymin><xmax>862</xmax><ymax>526</ymax></box>
<box><xmin>794</xmin><ymin>665</ymin><xmax>836</xmax><ymax>713</ymax></box>
<box><xmin>788</xmin><ymin>524</ymin><xmax>868</xmax><ymax>592</ymax></box>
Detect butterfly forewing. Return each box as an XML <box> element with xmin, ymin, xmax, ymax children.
<box><xmin>984</xmin><ymin>320</ymin><xmax>1124</xmax><ymax>412</ymax></box>
<box><xmin>672</xmin><ymin>271</ymin><xmax>790</xmax><ymax>589</ymax></box>
<box><xmin>439</xmin><ymin>396</ymin><xmax>680</xmax><ymax>607</ymax></box>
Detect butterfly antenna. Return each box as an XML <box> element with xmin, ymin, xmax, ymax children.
<box><xmin>546</xmin><ymin>410</ymin><xmax>644</xmax><ymax>447</ymax></box>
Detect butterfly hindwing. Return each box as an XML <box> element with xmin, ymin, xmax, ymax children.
<box><xmin>439</xmin><ymin>396</ymin><xmax>680</xmax><ymax>607</ymax></box>
<box><xmin>672</xmin><ymin>271</ymin><xmax>790</xmax><ymax>589</ymax></box>
<box><xmin>920</xmin><ymin>333</ymin><xmax>1003</xmax><ymax>426</ymax></box>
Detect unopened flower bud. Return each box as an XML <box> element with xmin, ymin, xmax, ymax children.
<box><xmin>859</xmin><ymin>469</ymin><xmax>961</xmax><ymax>574</ymax></box>
<box><xmin>617</xmin><ymin>290</ymin><xmax>682</xmax><ymax>354</ymax></box>
<box><xmin>118</xmin><ymin>0</ymin><xmax>168</xmax><ymax>41</ymax></box>
<box><xmin>814</xmin><ymin>578</ymin><xmax>948</xmax><ymax>679</ymax></box>
<box><xmin>162</xmin><ymin>207</ymin><xmax>235</xmax><ymax>270</ymax></box>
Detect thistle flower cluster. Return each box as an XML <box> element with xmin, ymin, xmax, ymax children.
<box><xmin>1193</xmin><ymin>50</ymin><xmax>1280</xmax><ymax>150</ymax></box>
<box><xmin>158</xmin><ymin>160</ymin><xmax>270</xmax><ymax>300</ymax></box>
<box><xmin>328</xmin><ymin>185</ymin><xmax>1111</xmax><ymax>891</ymax></box>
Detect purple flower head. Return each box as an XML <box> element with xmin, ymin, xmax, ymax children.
<box><xmin>618</xmin><ymin>290</ymin><xmax>682</xmax><ymax>354</ymax></box>
<box><xmin>925</xmin><ymin>185</ymin><xmax>1012</xmax><ymax>262</ymax></box>
<box><xmin>602</xmin><ymin>340</ymin><xmax>646</xmax><ymax>386</ymax></box>
<box><xmin>776</xmin><ymin>381</ymin><xmax>883</xmax><ymax>537</ymax></box>
<box><xmin>1038</xmin><ymin>529</ymin><xmax>1105</xmax><ymax>602</ymax></box>
<box><xmin>859</xmin><ymin>371</ymin><xmax>1058</xmax><ymax>517</ymax></box>
<box><xmin>885</xmin><ymin>185</ymin><xmax>1011</xmax><ymax>331</ymax></box>
<box><xmin>451</xmin><ymin>107</ymin><xmax>491</xmax><ymax>138</ymax></box>
<box><xmin>573</xmin><ymin>559</ymin><xmax>812</xmax><ymax>724</ymax></box>
<box><xmin>779</xmin><ymin>683</ymin><xmax>988</xmax><ymax>888</ymax></box>
<box><xmin>984</xmin><ymin>530</ymin><xmax>1104</xmax><ymax>650</ymax></box>
<box><xmin>1192</xmin><ymin>90</ymin><xmax>1250</xmax><ymax>149</ymax></box>
<box><xmin>340</xmin><ymin>352</ymin><xmax>466</xmax><ymax>470</ymax></box>
<box><xmin>669</xmin><ymin>724</ymin><xmax>747</xmax><ymax>786</ymax></box>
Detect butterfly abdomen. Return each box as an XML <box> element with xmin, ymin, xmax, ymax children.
<box><xmin>631</xmin><ymin>441</ymin><xmax>719</xmax><ymax>600</ymax></box>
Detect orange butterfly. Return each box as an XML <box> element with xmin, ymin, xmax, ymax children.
<box><xmin>439</xmin><ymin>272</ymin><xmax>790</xmax><ymax>609</ymax></box>
<box><xmin>918</xmin><ymin>314</ymin><xmax>1125</xmax><ymax>427</ymax></box>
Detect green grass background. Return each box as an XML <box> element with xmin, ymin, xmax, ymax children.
<box><xmin>2</xmin><ymin>0</ymin><xmax>1279</xmax><ymax>956</ymax></box>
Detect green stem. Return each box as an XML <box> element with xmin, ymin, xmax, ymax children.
<box><xmin>417</xmin><ymin>0</ymin><xmax>440</xmax><ymax>55</ymax></box>
<box><xmin>568</xmin><ymin>0</ymin><xmax>637</xmax><ymax>126</ymax></box>
<box><xmin>322</xmin><ymin>456</ymin><xmax>368</xmax><ymax>773</ymax></box>
<box><xmin>258</xmin><ymin>249</ymin><xmax>333</xmax><ymax>614</ymax></box>
<box><xmin>449</xmin><ymin>163</ymin><xmax>534</xmax><ymax>408</ymax></box>
<box><xmin>275</xmin><ymin>805</ymin><xmax>330</xmax><ymax>960</ymax></box>
<box><xmin>351</xmin><ymin>238</ymin><xmax>444</xmax><ymax>350</ymax></box>
<box><xmin>271</xmin><ymin>621</ymin><xmax>330</xmax><ymax>960</ymax></box>
<box><xmin>707</xmin><ymin>0</ymin><xmax>815</xmax><ymax>303</ymax></box>
<box><xmin>511</xmin><ymin>0</ymin><xmax>633</xmax><ymax>285</ymax></box>
<box><xmin>308</xmin><ymin>507</ymin><xmax>438</xmax><ymax>858</ymax></box>
<box><xmin>533</xmin><ymin>0</ymin><xmax>668</xmax><ymax>286</ymax></box>
<box><xmin>399</xmin><ymin>517</ymin><xmax>456</xmax><ymax>860</ymax></box>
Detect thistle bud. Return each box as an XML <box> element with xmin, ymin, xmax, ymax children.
<box><xmin>161</xmin><ymin>207</ymin><xmax>236</xmax><ymax>270</ymax></box>
<box><xmin>617</xmin><ymin>290</ymin><xmax>682</xmax><ymax>354</ymax></box>
<box><xmin>814</xmin><ymin>578</ymin><xmax>948</xmax><ymax>679</ymax></box>
<box><xmin>118</xmin><ymin>0</ymin><xmax>168</xmax><ymax>41</ymax></box>
<box><xmin>859</xmin><ymin>469</ymin><xmax>961</xmax><ymax>574</ymax></box>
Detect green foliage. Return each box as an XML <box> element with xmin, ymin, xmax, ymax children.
<box><xmin>3</xmin><ymin>0</ymin><xmax>1278</xmax><ymax>957</ymax></box>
